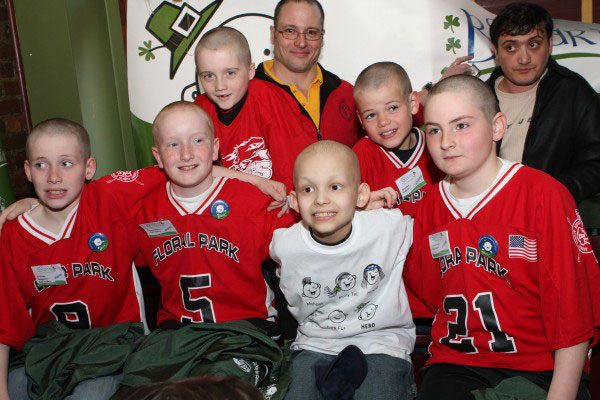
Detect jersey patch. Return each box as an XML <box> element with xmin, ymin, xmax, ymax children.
<box><xmin>568</xmin><ymin>210</ymin><xmax>593</xmax><ymax>256</ymax></box>
<box><xmin>107</xmin><ymin>170</ymin><xmax>143</xmax><ymax>185</ymax></box>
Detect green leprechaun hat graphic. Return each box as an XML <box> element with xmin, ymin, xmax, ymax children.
<box><xmin>144</xmin><ymin>0</ymin><xmax>222</xmax><ymax>80</ymax></box>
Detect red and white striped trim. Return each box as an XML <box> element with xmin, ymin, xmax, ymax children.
<box><xmin>379</xmin><ymin>128</ymin><xmax>425</xmax><ymax>169</ymax></box>
<box><xmin>440</xmin><ymin>162</ymin><xmax>522</xmax><ymax>220</ymax></box>
<box><xmin>167</xmin><ymin>176</ymin><xmax>228</xmax><ymax>216</ymax></box>
<box><xmin>18</xmin><ymin>204</ymin><xmax>79</xmax><ymax>244</ymax></box>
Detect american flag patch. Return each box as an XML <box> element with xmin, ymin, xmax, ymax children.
<box><xmin>508</xmin><ymin>235</ymin><xmax>537</xmax><ymax>262</ymax></box>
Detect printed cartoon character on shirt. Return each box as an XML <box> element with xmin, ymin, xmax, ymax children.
<box><xmin>302</xmin><ymin>277</ymin><xmax>321</xmax><ymax>298</ymax></box>
<box><xmin>324</xmin><ymin>272</ymin><xmax>357</xmax><ymax>297</ymax></box>
<box><xmin>361</xmin><ymin>264</ymin><xmax>385</xmax><ymax>290</ymax></box>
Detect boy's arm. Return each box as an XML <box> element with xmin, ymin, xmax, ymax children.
<box><xmin>0</xmin><ymin>343</ymin><xmax>9</xmax><ymax>400</ymax></box>
<box><xmin>0</xmin><ymin>198</ymin><xmax>39</xmax><ymax>234</ymax></box>
<box><xmin>547</xmin><ymin>340</ymin><xmax>589</xmax><ymax>400</ymax></box>
<box><xmin>212</xmin><ymin>165</ymin><xmax>289</xmax><ymax>216</ymax></box>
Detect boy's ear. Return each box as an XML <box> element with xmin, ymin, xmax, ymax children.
<box><xmin>289</xmin><ymin>190</ymin><xmax>299</xmax><ymax>213</ymax></box>
<box><xmin>356</xmin><ymin>110</ymin><xmax>365</xmax><ymax>130</ymax></box>
<box><xmin>85</xmin><ymin>157</ymin><xmax>97</xmax><ymax>180</ymax></box>
<box><xmin>212</xmin><ymin>137</ymin><xmax>220</xmax><ymax>162</ymax></box>
<box><xmin>409</xmin><ymin>91</ymin><xmax>419</xmax><ymax>115</ymax></box>
<box><xmin>24</xmin><ymin>160</ymin><xmax>32</xmax><ymax>183</ymax></box>
<box><xmin>491</xmin><ymin>112</ymin><xmax>507</xmax><ymax>142</ymax></box>
<box><xmin>248</xmin><ymin>63</ymin><xmax>256</xmax><ymax>80</ymax></box>
<box><xmin>152</xmin><ymin>146</ymin><xmax>164</xmax><ymax>169</ymax></box>
<box><xmin>356</xmin><ymin>182</ymin><xmax>370</xmax><ymax>208</ymax></box>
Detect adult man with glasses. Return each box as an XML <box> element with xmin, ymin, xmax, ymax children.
<box><xmin>255</xmin><ymin>0</ymin><xmax>362</xmax><ymax>148</ymax></box>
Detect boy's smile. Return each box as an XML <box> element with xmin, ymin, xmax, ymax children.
<box><xmin>356</xmin><ymin>85</ymin><xmax>418</xmax><ymax>150</ymax></box>
<box><xmin>291</xmin><ymin>147</ymin><xmax>368</xmax><ymax>244</ymax></box>
<box><xmin>196</xmin><ymin>45</ymin><xmax>255</xmax><ymax>111</ymax></box>
<box><xmin>152</xmin><ymin>106</ymin><xmax>219</xmax><ymax>198</ymax></box>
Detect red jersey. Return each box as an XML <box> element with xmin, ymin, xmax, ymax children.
<box><xmin>404</xmin><ymin>163</ymin><xmax>600</xmax><ymax>371</ymax></box>
<box><xmin>195</xmin><ymin>79</ymin><xmax>317</xmax><ymax>191</ymax></box>
<box><xmin>136</xmin><ymin>176</ymin><xmax>295</xmax><ymax>326</ymax></box>
<box><xmin>353</xmin><ymin>129</ymin><xmax>443</xmax><ymax>217</ymax></box>
<box><xmin>0</xmin><ymin>167</ymin><xmax>166</xmax><ymax>350</ymax></box>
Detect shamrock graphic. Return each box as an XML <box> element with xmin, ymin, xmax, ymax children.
<box><xmin>446</xmin><ymin>37</ymin><xmax>462</xmax><ymax>54</ymax></box>
<box><xmin>138</xmin><ymin>40</ymin><xmax>159</xmax><ymax>61</ymax></box>
<box><xmin>443</xmin><ymin>15</ymin><xmax>460</xmax><ymax>33</ymax></box>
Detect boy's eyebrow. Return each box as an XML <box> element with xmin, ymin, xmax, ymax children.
<box><xmin>449</xmin><ymin>115</ymin><xmax>474</xmax><ymax>124</ymax></box>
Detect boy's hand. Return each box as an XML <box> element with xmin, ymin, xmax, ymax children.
<box><xmin>254</xmin><ymin>177</ymin><xmax>287</xmax><ymax>204</ymax></box>
<box><xmin>267</xmin><ymin>196</ymin><xmax>291</xmax><ymax>218</ymax></box>
<box><xmin>0</xmin><ymin>198</ymin><xmax>39</xmax><ymax>234</ymax></box>
<box><xmin>364</xmin><ymin>187</ymin><xmax>398</xmax><ymax>210</ymax></box>
<box><xmin>441</xmin><ymin>55</ymin><xmax>475</xmax><ymax>79</ymax></box>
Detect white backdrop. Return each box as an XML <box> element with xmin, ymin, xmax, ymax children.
<box><xmin>127</xmin><ymin>0</ymin><xmax>600</xmax><ymax>157</ymax></box>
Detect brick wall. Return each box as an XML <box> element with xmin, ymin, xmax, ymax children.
<box><xmin>0</xmin><ymin>0</ymin><xmax>32</xmax><ymax>200</ymax></box>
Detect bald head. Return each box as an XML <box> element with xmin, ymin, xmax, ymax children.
<box><xmin>293</xmin><ymin>140</ymin><xmax>360</xmax><ymax>187</ymax></box>
<box><xmin>152</xmin><ymin>101</ymin><xmax>214</xmax><ymax>145</ymax></box>
<box><xmin>354</xmin><ymin>61</ymin><xmax>412</xmax><ymax>102</ymax></box>
<box><xmin>195</xmin><ymin>26</ymin><xmax>252</xmax><ymax>67</ymax></box>
<box><xmin>427</xmin><ymin>75</ymin><xmax>499</xmax><ymax>121</ymax></box>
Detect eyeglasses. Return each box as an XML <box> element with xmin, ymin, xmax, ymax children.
<box><xmin>275</xmin><ymin>27</ymin><xmax>324</xmax><ymax>41</ymax></box>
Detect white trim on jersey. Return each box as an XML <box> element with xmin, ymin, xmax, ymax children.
<box><xmin>17</xmin><ymin>204</ymin><xmax>79</xmax><ymax>244</ymax></box>
<box><xmin>439</xmin><ymin>161</ymin><xmax>522</xmax><ymax>220</ymax></box>
<box><xmin>379</xmin><ymin>128</ymin><xmax>425</xmax><ymax>170</ymax></box>
<box><xmin>166</xmin><ymin>176</ymin><xmax>228</xmax><ymax>216</ymax></box>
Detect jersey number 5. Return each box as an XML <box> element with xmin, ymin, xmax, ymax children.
<box><xmin>440</xmin><ymin>292</ymin><xmax>516</xmax><ymax>353</ymax></box>
<box><xmin>180</xmin><ymin>274</ymin><xmax>216</xmax><ymax>323</ymax></box>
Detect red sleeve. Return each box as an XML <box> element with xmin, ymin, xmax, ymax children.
<box><xmin>353</xmin><ymin>140</ymin><xmax>370</xmax><ymax>184</ymax></box>
<box><xmin>0</xmin><ymin>232</ymin><xmax>35</xmax><ymax>350</ymax></box>
<box><xmin>403</xmin><ymin>201</ymin><xmax>441</xmax><ymax>318</ymax></box>
<box><xmin>537</xmin><ymin>184</ymin><xmax>599</xmax><ymax>350</ymax></box>
<box><xmin>413</xmin><ymin>102</ymin><xmax>424</xmax><ymax>128</ymax></box>
<box><xmin>91</xmin><ymin>166</ymin><xmax>167</xmax><ymax>218</ymax></box>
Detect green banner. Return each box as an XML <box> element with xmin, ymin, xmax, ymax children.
<box><xmin>131</xmin><ymin>112</ymin><xmax>155</xmax><ymax>168</ymax></box>
<box><xmin>0</xmin><ymin>141</ymin><xmax>15</xmax><ymax>210</ymax></box>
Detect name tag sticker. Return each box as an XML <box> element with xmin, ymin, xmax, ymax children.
<box><xmin>395</xmin><ymin>166</ymin><xmax>426</xmax><ymax>199</ymax></box>
<box><xmin>429</xmin><ymin>231</ymin><xmax>452</xmax><ymax>259</ymax></box>
<box><xmin>139</xmin><ymin>220</ymin><xmax>178</xmax><ymax>237</ymax></box>
<box><xmin>31</xmin><ymin>264</ymin><xmax>67</xmax><ymax>286</ymax></box>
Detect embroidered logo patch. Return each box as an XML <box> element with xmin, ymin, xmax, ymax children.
<box><xmin>107</xmin><ymin>170</ymin><xmax>142</xmax><ymax>184</ymax></box>
<box><xmin>568</xmin><ymin>210</ymin><xmax>592</xmax><ymax>254</ymax></box>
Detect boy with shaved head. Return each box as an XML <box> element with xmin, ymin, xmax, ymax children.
<box><xmin>406</xmin><ymin>75</ymin><xmax>600</xmax><ymax>400</ymax></box>
<box><xmin>194</xmin><ymin>26</ymin><xmax>316</xmax><ymax>190</ymax></box>
<box><xmin>270</xmin><ymin>140</ymin><xmax>416</xmax><ymax>399</ymax></box>
<box><xmin>353</xmin><ymin>62</ymin><xmax>443</xmax><ymax>218</ymax></box>
<box><xmin>119</xmin><ymin>102</ymin><xmax>295</xmax><ymax>397</ymax></box>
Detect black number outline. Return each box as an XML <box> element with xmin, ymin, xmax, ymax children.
<box><xmin>179</xmin><ymin>274</ymin><xmax>216</xmax><ymax>323</ymax></box>
<box><xmin>50</xmin><ymin>301</ymin><xmax>91</xmax><ymax>329</ymax></box>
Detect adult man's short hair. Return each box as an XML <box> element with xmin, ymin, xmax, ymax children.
<box><xmin>274</xmin><ymin>0</ymin><xmax>325</xmax><ymax>28</ymax></box>
<box><xmin>489</xmin><ymin>2</ymin><xmax>553</xmax><ymax>45</ymax></box>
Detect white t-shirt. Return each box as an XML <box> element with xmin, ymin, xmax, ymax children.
<box><xmin>270</xmin><ymin>209</ymin><xmax>415</xmax><ymax>360</ymax></box>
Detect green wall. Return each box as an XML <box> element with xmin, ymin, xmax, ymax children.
<box><xmin>13</xmin><ymin>0</ymin><xmax>136</xmax><ymax>178</ymax></box>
